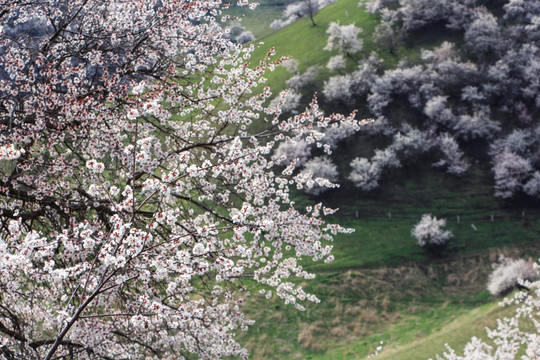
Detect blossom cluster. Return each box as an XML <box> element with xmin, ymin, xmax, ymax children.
<box><xmin>0</xmin><ymin>1</ymin><xmax>353</xmax><ymax>359</ymax></box>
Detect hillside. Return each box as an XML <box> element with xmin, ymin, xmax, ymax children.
<box><xmin>233</xmin><ymin>0</ymin><xmax>540</xmax><ymax>358</ymax></box>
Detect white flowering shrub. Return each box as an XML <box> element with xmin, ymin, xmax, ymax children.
<box><xmin>411</xmin><ymin>214</ymin><xmax>453</xmax><ymax>250</ymax></box>
<box><xmin>272</xmin><ymin>139</ymin><xmax>312</xmax><ymax>167</ymax></box>
<box><xmin>348</xmin><ymin>157</ymin><xmax>382</xmax><ymax>191</ymax></box>
<box><xmin>281</xmin><ymin>58</ymin><xmax>300</xmax><ymax>73</ymax></box>
<box><xmin>300</xmin><ymin>156</ymin><xmax>339</xmax><ymax>195</ymax></box>
<box><xmin>423</xmin><ymin>96</ymin><xmax>456</xmax><ymax>127</ymax></box>
<box><xmin>490</xmin><ymin>129</ymin><xmax>535</xmax><ymax>156</ymax></box>
<box><xmin>492</xmin><ymin>150</ymin><xmax>533</xmax><ymax>198</ymax></box>
<box><xmin>323</xmin><ymin>21</ymin><xmax>363</xmax><ymax>55</ymax></box>
<box><xmin>373</xmin><ymin>10</ymin><xmax>404</xmax><ymax>54</ymax></box>
<box><xmin>326</xmin><ymin>54</ymin><xmax>346</xmax><ymax>72</ymax></box>
<box><xmin>321</xmin><ymin>122</ymin><xmax>357</xmax><ymax>149</ymax></box>
<box><xmin>271</xmin><ymin>0</ymin><xmax>338</xmax><ymax>29</ymax></box>
<box><xmin>236</xmin><ymin>30</ymin><xmax>255</xmax><ymax>44</ymax></box>
<box><xmin>487</xmin><ymin>257</ymin><xmax>538</xmax><ymax>297</ymax></box>
<box><xmin>286</xmin><ymin>65</ymin><xmax>321</xmax><ymax>90</ymax></box>
<box><xmin>464</xmin><ymin>10</ymin><xmax>503</xmax><ymax>57</ymax></box>
<box><xmin>523</xmin><ymin>171</ymin><xmax>540</xmax><ymax>197</ymax></box>
<box><xmin>433</xmin><ymin>134</ymin><xmax>470</xmax><ymax>175</ymax></box>
<box><xmin>453</xmin><ymin>111</ymin><xmax>501</xmax><ymax>141</ymax></box>
<box><xmin>389</xmin><ymin>126</ymin><xmax>432</xmax><ymax>157</ymax></box>
<box><xmin>323</xmin><ymin>74</ymin><xmax>354</xmax><ymax>101</ymax></box>
<box><xmin>269</xmin><ymin>89</ymin><xmax>302</xmax><ymax>114</ymax></box>
<box><xmin>226</xmin><ymin>24</ymin><xmax>255</xmax><ymax>44</ymax></box>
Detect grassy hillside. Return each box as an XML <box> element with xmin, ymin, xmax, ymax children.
<box><xmin>239</xmin><ymin>246</ymin><xmax>536</xmax><ymax>359</ymax></box>
<box><xmin>231</xmin><ymin>0</ymin><xmax>540</xmax><ymax>358</ymax></box>
<box><xmin>245</xmin><ymin>0</ymin><xmax>461</xmax><ymax>96</ymax></box>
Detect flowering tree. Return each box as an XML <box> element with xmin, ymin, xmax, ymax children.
<box><xmin>326</xmin><ymin>54</ymin><xmax>346</xmax><ymax>73</ymax></box>
<box><xmin>0</xmin><ymin>1</ymin><xmax>357</xmax><ymax>359</ymax></box>
<box><xmin>299</xmin><ymin>156</ymin><xmax>339</xmax><ymax>195</ymax></box>
<box><xmin>411</xmin><ymin>214</ymin><xmax>453</xmax><ymax>251</ymax></box>
<box><xmin>323</xmin><ymin>21</ymin><xmax>364</xmax><ymax>56</ymax></box>
<box><xmin>270</xmin><ymin>0</ymin><xmax>338</xmax><ymax>29</ymax></box>
<box><xmin>487</xmin><ymin>256</ymin><xmax>538</xmax><ymax>297</ymax></box>
<box><xmin>433</xmin><ymin>134</ymin><xmax>470</xmax><ymax>176</ymax></box>
<box><xmin>492</xmin><ymin>150</ymin><xmax>533</xmax><ymax>198</ymax></box>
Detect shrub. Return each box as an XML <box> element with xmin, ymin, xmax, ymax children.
<box><xmin>411</xmin><ymin>214</ymin><xmax>453</xmax><ymax>251</ymax></box>
<box><xmin>300</xmin><ymin>156</ymin><xmax>339</xmax><ymax>195</ymax></box>
<box><xmin>323</xmin><ymin>21</ymin><xmax>363</xmax><ymax>55</ymax></box>
<box><xmin>272</xmin><ymin>139</ymin><xmax>311</xmax><ymax>167</ymax></box>
<box><xmin>487</xmin><ymin>257</ymin><xmax>538</xmax><ymax>297</ymax></box>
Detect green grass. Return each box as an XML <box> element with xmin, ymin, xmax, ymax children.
<box><xmin>238</xmin><ymin>252</ymin><xmax>534</xmax><ymax>359</ymax></box>
<box><xmin>242</xmin><ymin>0</ymin><xmax>462</xmax><ymax>98</ymax></box>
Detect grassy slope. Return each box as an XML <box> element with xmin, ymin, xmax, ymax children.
<box><xmin>232</xmin><ymin>1</ymin><xmax>540</xmax><ymax>359</ymax></box>
<box><xmin>239</xmin><ymin>247</ymin><xmax>537</xmax><ymax>359</ymax></box>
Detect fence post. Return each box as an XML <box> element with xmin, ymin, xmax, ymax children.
<box><xmin>388</xmin><ymin>212</ymin><xmax>391</xmax><ymax>220</ymax></box>
<box><xmin>490</xmin><ymin>214</ymin><xmax>494</xmax><ymax>223</ymax></box>
<box><xmin>355</xmin><ymin>210</ymin><xmax>359</xmax><ymax>218</ymax></box>
<box><xmin>457</xmin><ymin>215</ymin><xmax>460</xmax><ymax>224</ymax></box>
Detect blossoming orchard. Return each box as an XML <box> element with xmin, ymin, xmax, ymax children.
<box><xmin>0</xmin><ymin>1</ymin><xmax>363</xmax><ymax>358</ymax></box>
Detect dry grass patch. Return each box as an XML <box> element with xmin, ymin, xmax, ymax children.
<box><xmin>297</xmin><ymin>321</ymin><xmax>326</xmax><ymax>351</ymax></box>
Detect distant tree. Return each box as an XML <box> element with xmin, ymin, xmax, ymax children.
<box><xmin>271</xmin><ymin>0</ymin><xmax>338</xmax><ymax>29</ymax></box>
<box><xmin>398</xmin><ymin>0</ymin><xmax>452</xmax><ymax>30</ymax></box>
<box><xmin>283</xmin><ymin>0</ymin><xmax>319</xmax><ymax>26</ymax></box>
<box><xmin>523</xmin><ymin>172</ymin><xmax>540</xmax><ymax>198</ymax></box>
<box><xmin>373</xmin><ymin>9</ymin><xmax>404</xmax><ymax>55</ymax></box>
<box><xmin>423</xmin><ymin>95</ymin><xmax>456</xmax><ymax>127</ymax></box>
<box><xmin>430</xmin><ymin>57</ymin><xmax>479</xmax><ymax>92</ymax></box>
<box><xmin>490</xmin><ymin>129</ymin><xmax>535</xmax><ymax>156</ymax></box>
<box><xmin>299</xmin><ymin>156</ymin><xmax>339</xmax><ymax>195</ymax></box>
<box><xmin>453</xmin><ymin>111</ymin><xmax>501</xmax><ymax>140</ymax></box>
<box><xmin>272</xmin><ymin>139</ymin><xmax>312</xmax><ymax>167</ymax></box>
<box><xmin>492</xmin><ymin>150</ymin><xmax>533</xmax><ymax>198</ymax></box>
<box><xmin>348</xmin><ymin>148</ymin><xmax>400</xmax><ymax>191</ymax></box>
<box><xmin>269</xmin><ymin>89</ymin><xmax>303</xmax><ymax>114</ymax></box>
<box><xmin>348</xmin><ymin>157</ymin><xmax>382</xmax><ymax>191</ymax></box>
<box><xmin>326</xmin><ymin>54</ymin><xmax>346</xmax><ymax>73</ymax></box>
<box><xmin>282</xmin><ymin>58</ymin><xmax>300</xmax><ymax>74</ymax></box>
<box><xmin>487</xmin><ymin>256</ymin><xmax>538</xmax><ymax>297</ymax></box>
<box><xmin>226</xmin><ymin>23</ymin><xmax>255</xmax><ymax>44</ymax></box>
<box><xmin>421</xmin><ymin>41</ymin><xmax>457</xmax><ymax>65</ymax></box>
<box><xmin>411</xmin><ymin>214</ymin><xmax>453</xmax><ymax>251</ymax></box>
<box><xmin>320</xmin><ymin>122</ymin><xmax>357</xmax><ymax>149</ymax></box>
<box><xmin>464</xmin><ymin>10</ymin><xmax>504</xmax><ymax>58</ymax></box>
<box><xmin>515</xmin><ymin>102</ymin><xmax>533</xmax><ymax>124</ymax></box>
<box><xmin>286</xmin><ymin>65</ymin><xmax>321</xmax><ymax>90</ymax></box>
<box><xmin>324</xmin><ymin>21</ymin><xmax>364</xmax><ymax>56</ymax></box>
<box><xmin>503</xmin><ymin>0</ymin><xmax>540</xmax><ymax>23</ymax></box>
<box><xmin>372</xmin><ymin>147</ymin><xmax>401</xmax><ymax>169</ymax></box>
<box><xmin>367</xmin><ymin>65</ymin><xmax>426</xmax><ymax>116</ymax></box>
<box><xmin>434</xmin><ymin>134</ymin><xmax>470</xmax><ymax>175</ymax></box>
<box><xmin>362</xmin><ymin>0</ymin><xmax>399</xmax><ymax>13</ymax></box>
<box><xmin>345</xmin><ymin>52</ymin><xmax>382</xmax><ymax>98</ymax></box>
<box><xmin>322</xmin><ymin>74</ymin><xmax>354</xmax><ymax>102</ymax></box>
<box><xmin>270</xmin><ymin>17</ymin><xmax>297</xmax><ymax>30</ymax></box>
<box><xmin>388</xmin><ymin>126</ymin><xmax>432</xmax><ymax>158</ymax></box>
<box><xmin>460</xmin><ymin>86</ymin><xmax>486</xmax><ymax>103</ymax></box>
<box><xmin>236</xmin><ymin>30</ymin><xmax>255</xmax><ymax>44</ymax></box>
